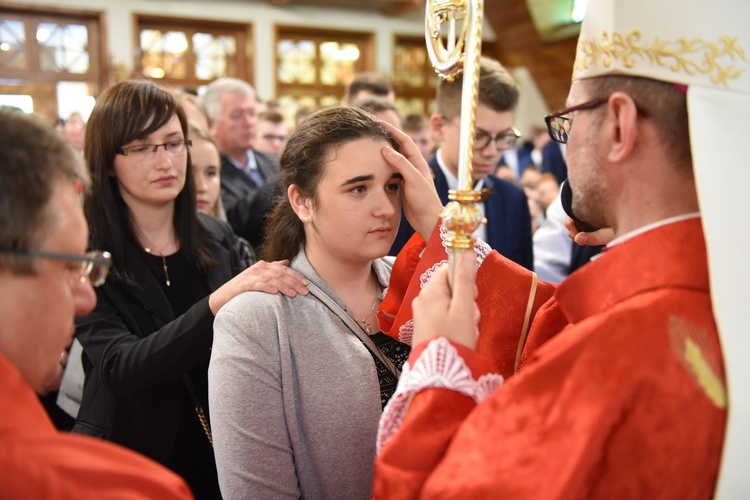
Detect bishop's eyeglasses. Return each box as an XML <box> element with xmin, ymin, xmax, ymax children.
<box><xmin>544</xmin><ymin>98</ymin><xmax>609</xmax><ymax>144</ymax></box>
<box><xmin>0</xmin><ymin>248</ymin><xmax>112</xmax><ymax>287</ymax></box>
<box><xmin>545</xmin><ymin>96</ymin><xmax>648</xmax><ymax>144</ymax></box>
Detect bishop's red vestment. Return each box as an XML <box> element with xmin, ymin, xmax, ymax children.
<box><xmin>375</xmin><ymin>217</ymin><xmax>726</xmax><ymax>499</ymax></box>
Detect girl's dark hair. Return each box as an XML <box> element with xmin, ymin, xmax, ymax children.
<box><xmin>84</xmin><ymin>79</ymin><xmax>215</xmax><ymax>283</ymax></box>
<box><xmin>262</xmin><ymin>106</ymin><xmax>398</xmax><ymax>262</ymax></box>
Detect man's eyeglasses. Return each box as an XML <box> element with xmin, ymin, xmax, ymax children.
<box><xmin>0</xmin><ymin>248</ymin><xmax>112</xmax><ymax>287</ymax></box>
<box><xmin>544</xmin><ymin>98</ymin><xmax>609</xmax><ymax>144</ymax></box>
<box><xmin>443</xmin><ymin>117</ymin><xmax>521</xmax><ymax>151</ymax></box>
<box><xmin>545</xmin><ymin>96</ymin><xmax>648</xmax><ymax>144</ymax></box>
<box><xmin>476</xmin><ymin>127</ymin><xmax>521</xmax><ymax>151</ymax></box>
<box><xmin>116</xmin><ymin>139</ymin><xmax>192</xmax><ymax>160</ymax></box>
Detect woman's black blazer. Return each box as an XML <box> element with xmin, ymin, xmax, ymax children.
<box><xmin>73</xmin><ymin>215</ymin><xmax>243</xmax><ymax>465</ymax></box>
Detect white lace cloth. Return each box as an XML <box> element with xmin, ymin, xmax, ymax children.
<box><xmin>377</xmin><ymin>337</ymin><xmax>504</xmax><ymax>452</ymax></box>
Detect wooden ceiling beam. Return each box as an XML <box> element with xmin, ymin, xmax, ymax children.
<box><xmin>485</xmin><ymin>0</ymin><xmax>577</xmax><ymax>110</ymax></box>
<box><xmin>264</xmin><ymin>0</ymin><xmax>423</xmax><ymax>15</ymax></box>
<box><xmin>382</xmin><ymin>0</ymin><xmax>424</xmax><ymax>16</ymax></box>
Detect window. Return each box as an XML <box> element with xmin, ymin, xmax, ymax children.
<box><xmin>392</xmin><ymin>35</ymin><xmax>500</xmax><ymax>118</ymax></box>
<box><xmin>0</xmin><ymin>5</ymin><xmax>104</xmax><ymax>124</ymax></box>
<box><xmin>135</xmin><ymin>15</ymin><xmax>252</xmax><ymax>90</ymax></box>
<box><xmin>275</xmin><ymin>26</ymin><xmax>373</xmax><ymax>124</ymax></box>
<box><xmin>392</xmin><ymin>35</ymin><xmax>439</xmax><ymax>117</ymax></box>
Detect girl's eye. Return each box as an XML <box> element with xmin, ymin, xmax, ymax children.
<box><xmin>351</xmin><ymin>186</ymin><xmax>366</xmax><ymax>194</ymax></box>
<box><xmin>386</xmin><ymin>182</ymin><xmax>401</xmax><ymax>192</ymax></box>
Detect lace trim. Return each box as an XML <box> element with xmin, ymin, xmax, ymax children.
<box><xmin>376</xmin><ymin>338</ymin><xmax>503</xmax><ymax>452</ymax></box>
<box><xmin>435</xmin><ymin>225</ymin><xmax>491</xmax><ymax>271</ymax></box>
<box><xmin>398</xmin><ymin>319</ymin><xmax>413</xmax><ymax>345</ymax></box>
<box><xmin>380</xmin><ymin>309</ymin><xmax>396</xmax><ymax>322</ymax></box>
<box><xmin>420</xmin><ymin>261</ymin><xmax>448</xmax><ymax>290</ymax></box>
<box><xmin>473</xmin><ymin>238</ymin><xmax>491</xmax><ymax>265</ymax></box>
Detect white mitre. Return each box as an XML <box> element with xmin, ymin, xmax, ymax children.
<box><xmin>573</xmin><ymin>0</ymin><xmax>750</xmax><ymax>496</ymax></box>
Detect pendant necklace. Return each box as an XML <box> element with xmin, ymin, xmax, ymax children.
<box><xmin>358</xmin><ymin>294</ymin><xmax>381</xmax><ymax>335</ymax></box>
<box><xmin>144</xmin><ymin>247</ymin><xmax>171</xmax><ymax>287</ymax></box>
<box><xmin>142</xmin><ymin>235</ymin><xmax>173</xmax><ymax>287</ymax></box>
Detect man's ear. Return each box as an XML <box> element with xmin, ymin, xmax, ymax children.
<box><xmin>430</xmin><ymin>113</ymin><xmax>446</xmax><ymax>144</ymax></box>
<box><xmin>288</xmin><ymin>184</ymin><xmax>312</xmax><ymax>221</ymax></box>
<box><xmin>606</xmin><ymin>92</ymin><xmax>639</xmax><ymax>163</ymax></box>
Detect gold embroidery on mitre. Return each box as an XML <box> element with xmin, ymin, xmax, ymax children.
<box><xmin>667</xmin><ymin>315</ymin><xmax>726</xmax><ymax>408</ymax></box>
<box><xmin>574</xmin><ymin>30</ymin><xmax>748</xmax><ymax>87</ymax></box>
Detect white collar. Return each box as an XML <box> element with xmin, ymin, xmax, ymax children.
<box><xmin>607</xmin><ymin>212</ymin><xmax>701</xmax><ymax>249</ymax></box>
<box><xmin>226</xmin><ymin>149</ymin><xmax>258</xmax><ymax>170</ymax></box>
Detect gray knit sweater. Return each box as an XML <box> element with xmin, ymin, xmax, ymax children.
<box><xmin>208</xmin><ymin>250</ymin><xmax>394</xmax><ymax>499</ymax></box>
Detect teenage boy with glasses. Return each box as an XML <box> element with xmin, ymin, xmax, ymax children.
<box><xmin>389</xmin><ymin>56</ymin><xmax>533</xmax><ymax>269</ymax></box>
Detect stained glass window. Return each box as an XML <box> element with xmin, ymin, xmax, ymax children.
<box><xmin>0</xmin><ymin>19</ymin><xmax>26</xmax><ymax>71</ymax></box>
<box><xmin>194</xmin><ymin>33</ymin><xmax>236</xmax><ymax>81</ymax></box>
<box><xmin>140</xmin><ymin>29</ymin><xmax>188</xmax><ymax>79</ymax></box>
<box><xmin>392</xmin><ymin>36</ymin><xmax>439</xmax><ymax>116</ymax></box>
<box><xmin>37</xmin><ymin>22</ymin><xmax>89</xmax><ymax>74</ymax></box>
<box><xmin>319</xmin><ymin>41</ymin><xmax>360</xmax><ymax>86</ymax></box>
<box><xmin>136</xmin><ymin>17</ymin><xmax>251</xmax><ymax>88</ymax></box>
<box><xmin>392</xmin><ymin>36</ymin><xmax>499</xmax><ymax>117</ymax></box>
<box><xmin>0</xmin><ymin>7</ymin><xmax>103</xmax><ymax>126</ymax></box>
<box><xmin>275</xmin><ymin>26</ymin><xmax>373</xmax><ymax>127</ymax></box>
<box><xmin>278</xmin><ymin>39</ymin><xmax>316</xmax><ymax>84</ymax></box>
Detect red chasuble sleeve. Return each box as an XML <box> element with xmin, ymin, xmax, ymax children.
<box><xmin>373</xmin><ymin>340</ymin><xmax>499</xmax><ymax>500</ymax></box>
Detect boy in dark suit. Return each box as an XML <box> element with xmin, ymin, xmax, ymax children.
<box><xmin>390</xmin><ymin>57</ymin><xmax>533</xmax><ymax>270</ymax></box>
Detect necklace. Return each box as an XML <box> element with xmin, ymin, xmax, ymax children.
<box><xmin>358</xmin><ymin>295</ymin><xmax>381</xmax><ymax>335</ymax></box>
<box><xmin>144</xmin><ymin>246</ymin><xmax>171</xmax><ymax>287</ymax></box>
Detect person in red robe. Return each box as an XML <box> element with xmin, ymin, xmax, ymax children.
<box><xmin>371</xmin><ymin>0</ymin><xmax>733</xmax><ymax>495</ymax></box>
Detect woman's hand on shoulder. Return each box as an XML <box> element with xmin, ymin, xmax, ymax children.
<box><xmin>209</xmin><ymin>260</ymin><xmax>309</xmax><ymax>315</ymax></box>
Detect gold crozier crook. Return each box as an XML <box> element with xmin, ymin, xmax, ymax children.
<box><xmin>426</xmin><ymin>0</ymin><xmax>485</xmax><ymax>286</ymax></box>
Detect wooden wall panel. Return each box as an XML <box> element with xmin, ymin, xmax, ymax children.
<box><xmin>485</xmin><ymin>0</ymin><xmax>579</xmax><ymax>111</ymax></box>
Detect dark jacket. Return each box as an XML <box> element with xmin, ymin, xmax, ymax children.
<box><xmin>73</xmin><ymin>215</ymin><xmax>243</xmax><ymax>464</ymax></box>
<box><xmin>219</xmin><ymin>150</ymin><xmax>281</xmax><ymax>249</ymax></box>
<box><xmin>541</xmin><ymin>140</ymin><xmax>568</xmax><ymax>185</ymax></box>
<box><xmin>391</xmin><ymin>155</ymin><xmax>534</xmax><ymax>271</ymax></box>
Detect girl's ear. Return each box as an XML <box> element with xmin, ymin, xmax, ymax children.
<box><xmin>288</xmin><ymin>184</ymin><xmax>312</xmax><ymax>221</ymax></box>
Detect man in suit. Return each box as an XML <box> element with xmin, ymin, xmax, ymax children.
<box><xmin>203</xmin><ymin>78</ymin><xmax>279</xmax><ymax>249</ymax></box>
<box><xmin>390</xmin><ymin>57</ymin><xmax>533</xmax><ymax>270</ymax></box>
<box><xmin>541</xmin><ymin>139</ymin><xmax>568</xmax><ymax>185</ymax></box>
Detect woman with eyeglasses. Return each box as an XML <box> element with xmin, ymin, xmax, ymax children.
<box><xmin>72</xmin><ymin>79</ymin><xmax>308</xmax><ymax>498</ymax></box>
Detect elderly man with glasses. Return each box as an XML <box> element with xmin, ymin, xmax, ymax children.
<box><xmin>0</xmin><ymin>107</ymin><xmax>191</xmax><ymax>498</ymax></box>
<box><xmin>388</xmin><ymin>57</ymin><xmax>533</xmax><ymax>269</ymax></box>
<box><xmin>372</xmin><ymin>0</ymin><xmax>741</xmax><ymax>495</ymax></box>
